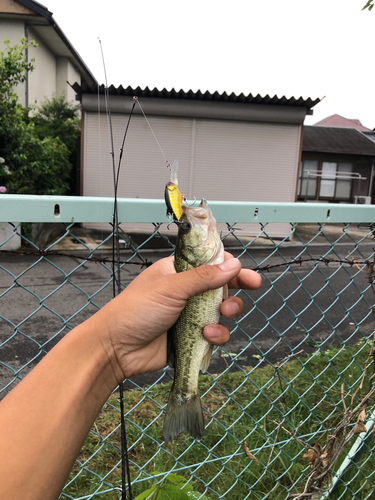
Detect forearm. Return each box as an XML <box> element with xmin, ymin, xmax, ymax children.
<box><xmin>0</xmin><ymin>310</ymin><xmax>119</xmax><ymax>500</ymax></box>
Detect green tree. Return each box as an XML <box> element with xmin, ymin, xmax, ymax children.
<box><xmin>33</xmin><ymin>95</ymin><xmax>81</xmax><ymax>194</ymax></box>
<box><xmin>0</xmin><ymin>38</ymin><xmax>73</xmax><ymax>195</ymax></box>
<box><xmin>0</xmin><ymin>37</ymin><xmax>35</xmax><ymax>105</ymax></box>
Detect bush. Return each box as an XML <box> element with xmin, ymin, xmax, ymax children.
<box><xmin>0</xmin><ymin>39</ymin><xmax>80</xmax><ymax>195</ymax></box>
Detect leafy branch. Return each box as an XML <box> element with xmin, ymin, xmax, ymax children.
<box><xmin>362</xmin><ymin>0</ymin><xmax>374</xmax><ymax>11</ymax></box>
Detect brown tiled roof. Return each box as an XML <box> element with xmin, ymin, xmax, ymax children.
<box><xmin>303</xmin><ymin>126</ymin><xmax>375</xmax><ymax>156</ymax></box>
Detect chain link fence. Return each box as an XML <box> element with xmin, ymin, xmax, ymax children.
<box><xmin>1</xmin><ymin>196</ymin><xmax>375</xmax><ymax>499</ymax></box>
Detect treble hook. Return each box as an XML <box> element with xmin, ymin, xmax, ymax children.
<box><xmin>183</xmin><ymin>196</ymin><xmax>197</xmax><ymax>207</ymax></box>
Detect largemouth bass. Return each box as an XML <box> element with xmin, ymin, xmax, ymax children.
<box><xmin>162</xmin><ymin>199</ymin><xmax>224</xmax><ymax>442</ymax></box>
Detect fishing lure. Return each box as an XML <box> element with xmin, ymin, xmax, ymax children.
<box><xmin>165</xmin><ymin>159</ymin><xmax>183</xmax><ymax>221</ymax></box>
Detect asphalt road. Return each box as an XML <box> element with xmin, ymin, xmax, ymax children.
<box><xmin>1</xmin><ymin>240</ymin><xmax>374</xmax><ymax>395</ymax></box>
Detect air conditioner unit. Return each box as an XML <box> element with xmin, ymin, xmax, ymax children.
<box><xmin>354</xmin><ymin>196</ymin><xmax>372</xmax><ymax>204</ymax></box>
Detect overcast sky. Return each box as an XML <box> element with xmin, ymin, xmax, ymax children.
<box><xmin>47</xmin><ymin>0</ymin><xmax>374</xmax><ymax>129</ymax></box>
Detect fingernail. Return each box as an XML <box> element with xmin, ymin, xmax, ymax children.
<box><xmin>228</xmin><ymin>302</ymin><xmax>240</xmax><ymax>316</ymax></box>
<box><xmin>205</xmin><ymin>325</ymin><xmax>221</xmax><ymax>339</ymax></box>
<box><xmin>218</xmin><ymin>258</ymin><xmax>239</xmax><ymax>273</ymax></box>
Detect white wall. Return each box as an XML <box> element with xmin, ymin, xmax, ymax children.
<box><xmin>83</xmin><ymin>112</ymin><xmax>301</xmax><ymax>202</ymax></box>
<box><xmin>28</xmin><ymin>26</ymin><xmax>56</xmax><ymax>107</ymax></box>
<box><xmin>1</xmin><ymin>21</ymin><xmax>80</xmax><ymax>106</ymax></box>
<box><xmin>82</xmin><ymin>111</ymin><xmax>302</xmax><ymax>237</ymax></box>
<box><xmin>0</xmin><ymin>19</ymin><xmax>27</xmax><ymax>106</ymax></box>
<box><xmin>56</xmin><ymin>57</ymin><xmax>81</xmax><ymax>102</ymax></box>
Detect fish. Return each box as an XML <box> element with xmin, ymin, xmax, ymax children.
<box><xmin>162</xmin><ymin>199</ymin><xmax>224</xmax><ymax>442</ymax></box>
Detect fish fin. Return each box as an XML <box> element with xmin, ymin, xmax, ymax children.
<box><xmin>162</xmin><ymin>390</ymin><xmax>204</xmax><ymax>442</ymax></box>
<box><xmin>166</xmin><ymin>328</ymin><xmax>175</xmax><ymax>368</ymax></box>
<box><xmin>200</xmin><ymin>344</ymin><xmax>213</xmax><ymax>374</ymax></box>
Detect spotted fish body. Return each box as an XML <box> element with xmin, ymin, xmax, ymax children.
<box><xmin>162</xmin><ymin>200</ymin><xmax>224</xmax><ymax>442</ymax></box>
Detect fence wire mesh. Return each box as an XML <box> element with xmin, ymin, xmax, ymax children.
<box><xmin>1</xmin><ymin>200</ymin><xmax>375</xmax><ymax>500</ymax></box>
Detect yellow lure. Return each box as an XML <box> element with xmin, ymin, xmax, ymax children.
<box><xmin>165</xmin><ymin>159</ymin><xmax>183</xmax><ymax>221</ymax></box>
<box><xmin>165</xmin><ymin>182</ymin><xmax>183</xmax><ymax>221</ymax></box>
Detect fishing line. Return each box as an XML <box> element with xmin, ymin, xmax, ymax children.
<box><xmin>98</xmin><ymin>38</ymin><xmax>116</xmax><ymax>188</ymax></box>
<box><xmin>96</xmin><ymin>53</ymin><xmax>107</xmax><ymax>331</ymax></box>
<box><xmin>134</xmin><ymin>96</ymin><xmax>172</xmax><ymax>169</ymax></box>
<box><xmin>98</xmin><ymin>37</ymin><xmax>132</xmax><ymax>500</ymax></box>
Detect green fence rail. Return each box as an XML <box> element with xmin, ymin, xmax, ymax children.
<box><xmin>1</xmin><ymin>195</ymin><xmax>375</xmax><ymax>499</ymax></box>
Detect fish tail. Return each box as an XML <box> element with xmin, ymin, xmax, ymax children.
<box><xmin>162</xmin><ymin>389</ymin><xmax>204</xmax><ymax>442</ymax></box>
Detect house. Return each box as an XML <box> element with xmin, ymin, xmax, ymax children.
<box><xmin>74</xmin><ymin>84</ymin><xmax>320</xmax><ymax>236</ymax></box>
<box><xmin>0</xmin><ymin>0</ymin><xmax>97</xmax><ymax>249</ymax></box>
<box><xmin>299</xmin><ymin>126</ymin><xmax>375</xmax><ymax>203</ymax></box>
<box><xmin>0</xmin><ymin>0</ymin><xmax>97</xmax><ymax>106</ymax></box>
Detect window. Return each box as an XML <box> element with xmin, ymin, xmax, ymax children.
<box><xmin>320</xmin><ymin>162</ymin><xmax>336</xmax><ymax>197</ymax></box>
<box><xmin>335</xmin><ymin>163</ymin><xmax>353</xmax><ymax>199</ymax></box>
<box><xmin>298</xmin><ymin>160</ymin><xmax>318</xmax><ymax>198</ymax></box>
<box><xmin>298</xmin><ymin>160</ymin><xmax>353</xmax><ymax>200</ymax></box>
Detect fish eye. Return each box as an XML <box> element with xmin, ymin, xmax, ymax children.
<box><xmin>181</xmin><ymin>222</ymin><xmax>191</xmax><ymax>233</ymax></box>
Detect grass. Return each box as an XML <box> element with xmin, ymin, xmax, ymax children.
<box><xmin>62</xmin><ymin>338</ymin><xmax>375</xmax><ymax>500</ymax></box>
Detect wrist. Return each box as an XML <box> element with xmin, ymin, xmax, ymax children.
<box><xmin>84</xmin><ymin>305</ymin><xmax>127</xmax><ymax>387</ymax></box>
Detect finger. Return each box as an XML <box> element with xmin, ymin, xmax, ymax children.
<box><xmin>227</xmin><ymin>268</ymin><xmax>262</xmax><ymax>290</ymax></box>
<box><xmin>224</xmin><ymin>252</ymin><xmax>262</xmax><ymax>290</ymax></box>
<box><xmin>171</xmin><ymin>258</ymin><xmax>242</xmax><ymax>301</ymax></box>
<box><xmin>220</xmin><ymin>295</ymin><xmax>244</xmax><ymax>319</ymax></box>
<box><xmin>137</xmin><ymin>256</ymin><xmax>175</xmax><ymax>281</ymax></box>
<box><xmin>203</xmin><ymin>324</ymin><xmax>230</xmax><ymax>346</ymax></box>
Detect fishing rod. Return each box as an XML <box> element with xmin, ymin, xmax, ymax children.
<box><xmin>98</xmin><ymin>37</ymin><xmax>133</xmax><ymax>500</ymax></box>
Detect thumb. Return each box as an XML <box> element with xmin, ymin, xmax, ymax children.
<box><xmin>175</xmin><ymin>258</ymin><xmax>241</xmax><ymax>300</ymax></box>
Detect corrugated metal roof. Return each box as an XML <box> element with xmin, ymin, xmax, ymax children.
<box><xmin>73</xmin><ymin>82</ymin><xmax>321</xmax><ymax>109</ymax></box>
<box><xmin>303</xmin><ymin>126</ymin><xmax>375</xmax><ymax>156</ymax></box>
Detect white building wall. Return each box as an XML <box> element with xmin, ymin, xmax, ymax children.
<box><xmin>27</xmin><ymin>26</ymin><xmax>56</xmax><ymax>106</ymax></box>
<box><xmin>1</xmin><ymin>22</ymin><xmax>81</xmax><ymax>106</ymax></box>
<box><xmin>83</xmin><ymin>111</ymin><xmax>302</xmax><ymax>237</ymax></box>
<box><xmin>83</xmin><ymin>113</ymin><xmax>194</xmax><ymax>200</ymax></box>
<box><xmin>0</xmin><ymin>21</ymin><xmax>57</xmax><ymax>106</ymax></box>
<box><xmin>0</xmin><ymin>19</ymin><xmax>27</xmax><ymax>106</ymax></box>
<box><xmin>56</xmin><ymin>57</ymin><xmax>81</xmax><ymax>102</ymax></box>
<box><xmin>192</xmin><ymin>119</ymin><xmax>300</xmax><ymax>203</ymax></box>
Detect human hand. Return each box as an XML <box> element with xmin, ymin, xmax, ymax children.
<box><xmin>99</xmin><ymin>253</ymin><xmax>261</xmax><ymax>381</ymax></box>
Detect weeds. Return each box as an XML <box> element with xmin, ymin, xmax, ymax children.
<box><xmin>61</xmin><ymin>338</ymin><xmax>375</xmax><ymax>499</ymax></box>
